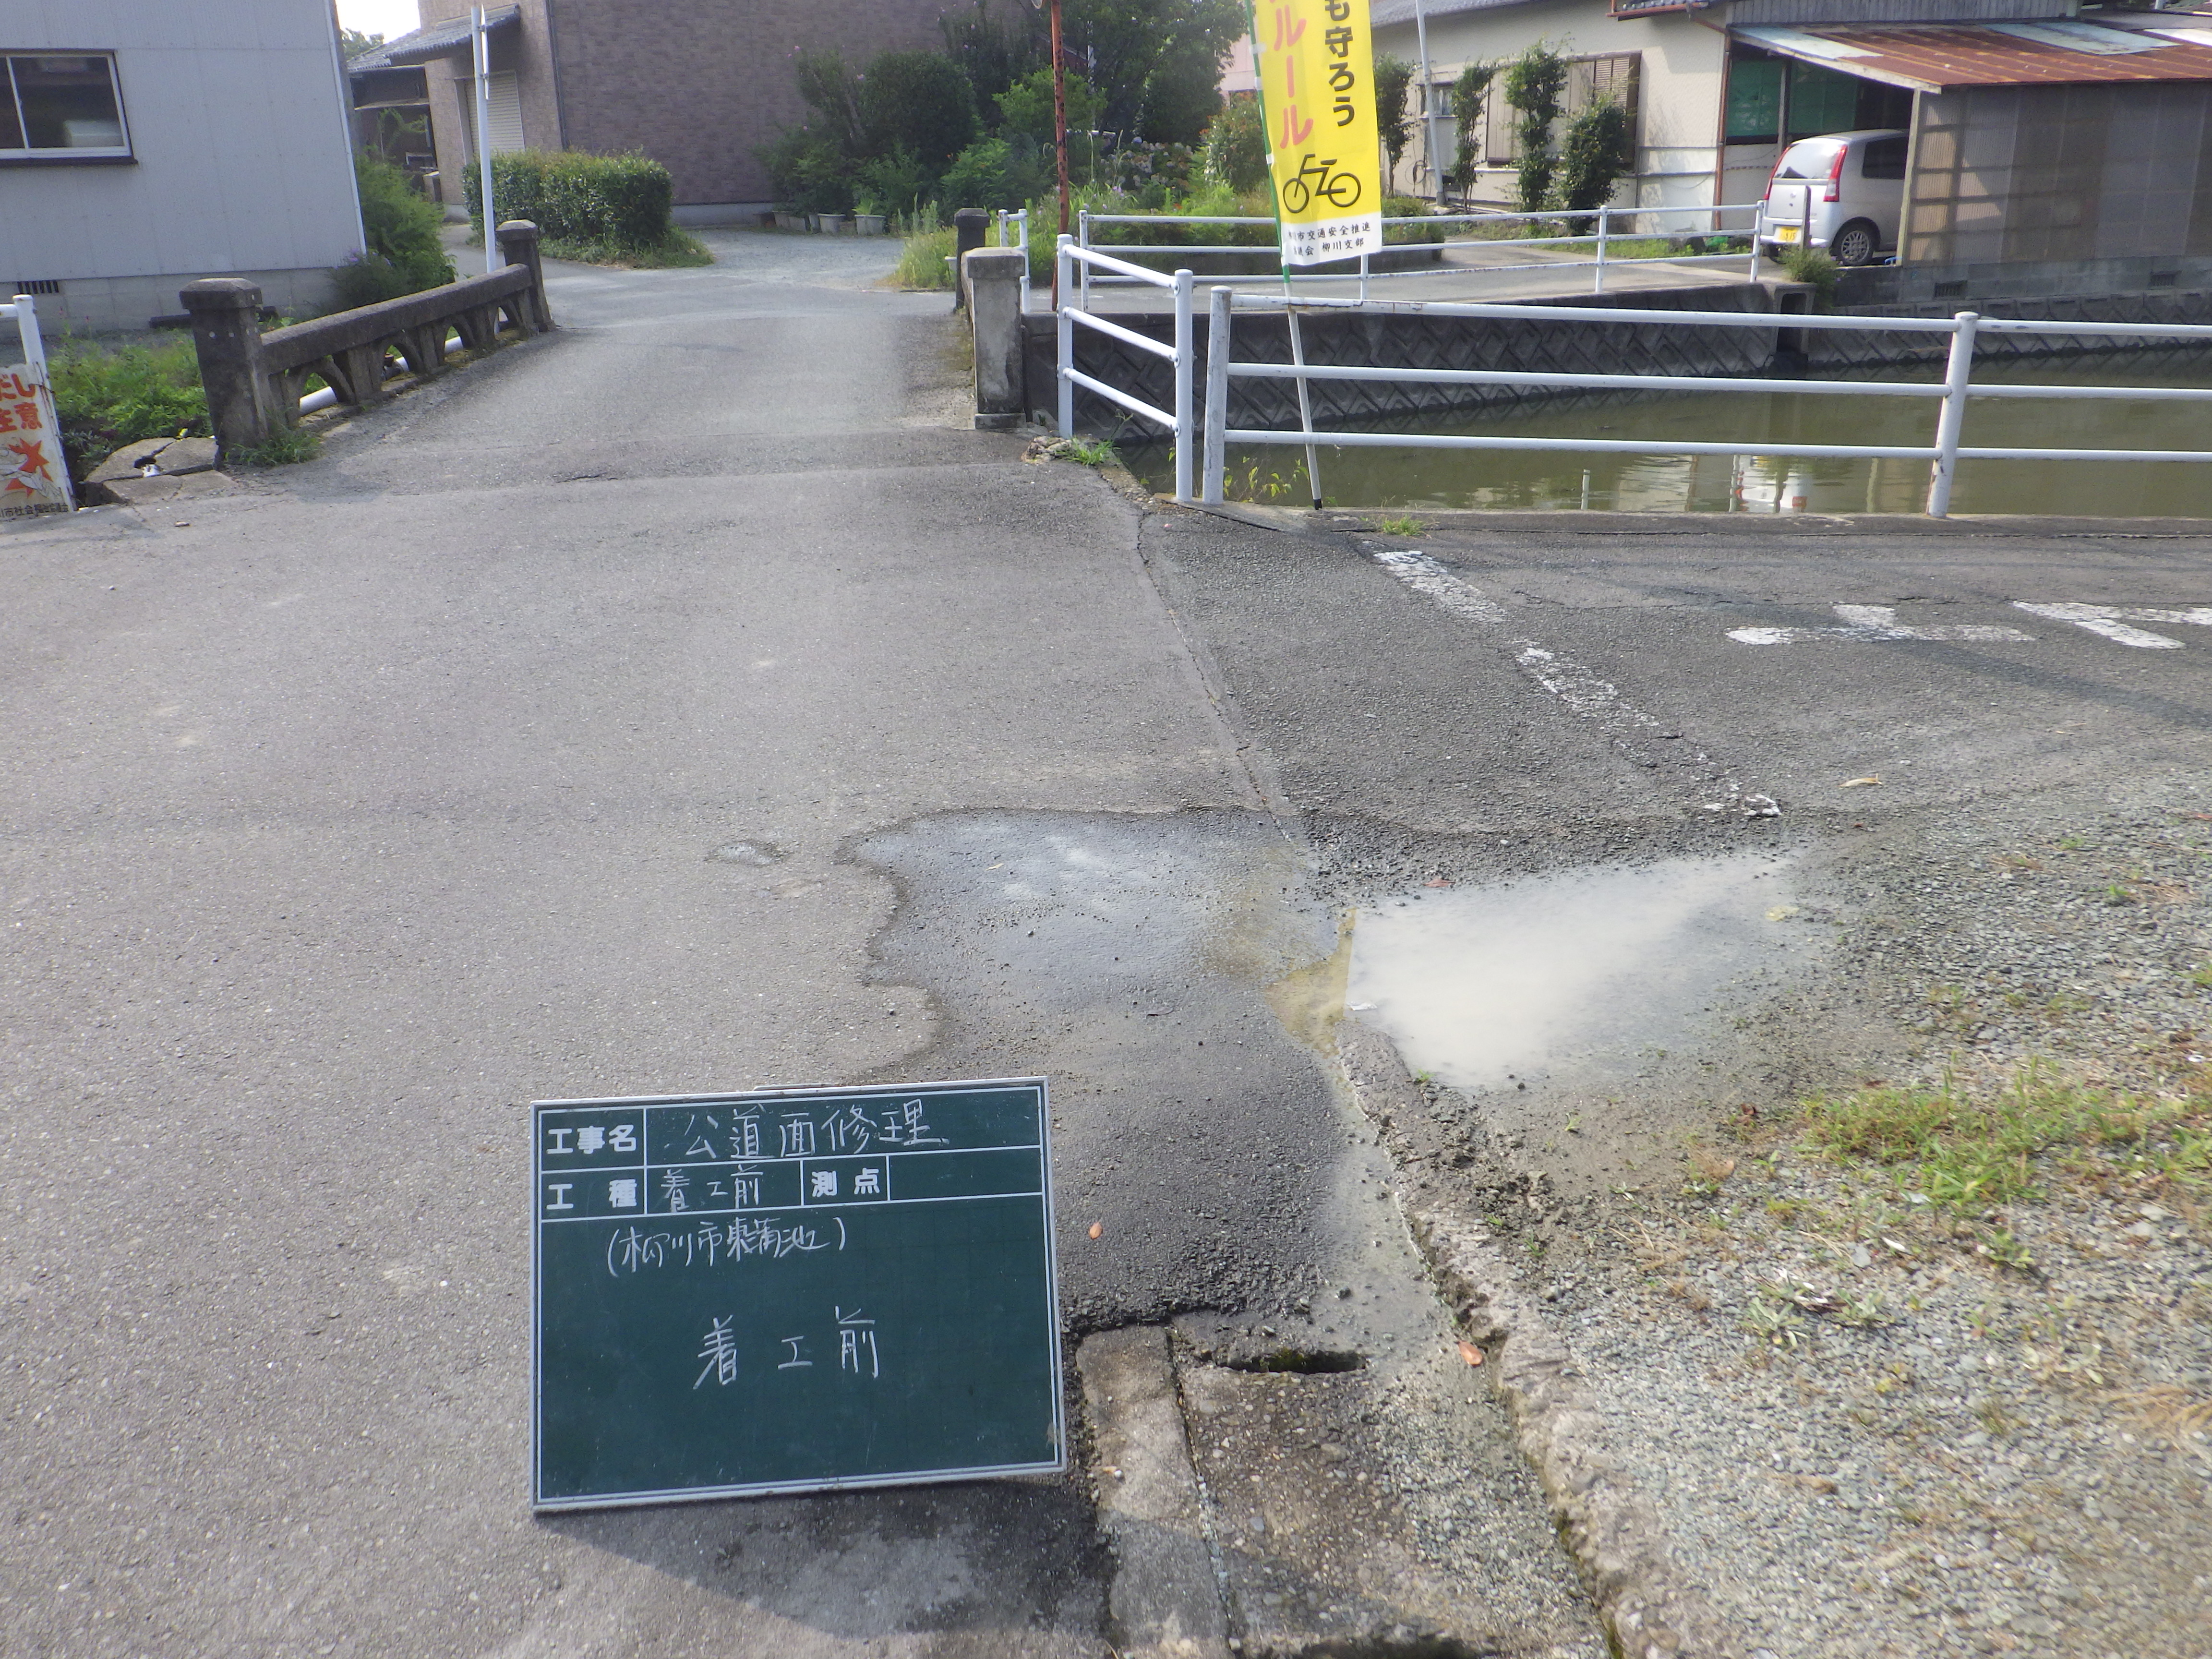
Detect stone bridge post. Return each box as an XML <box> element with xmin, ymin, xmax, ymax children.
<box><xmin>180</xmin><ymin>278</ymin><xmax>279</xmax><ymax>458</ymax></box>
<box><xmin>495</xmin><ymin>220</ymin><xmax>553</xmax><ymax>331</ymax></box>
<box><xmin>965</xmin><ymin>249</ymin><xmax>1026</xmax><ymax>431</ymax></box>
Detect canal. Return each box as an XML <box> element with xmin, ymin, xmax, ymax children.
<box><xmin>1126</xmin><ymin>349</ymin><xmax>2212</xmax><ymax>517</ymax></box>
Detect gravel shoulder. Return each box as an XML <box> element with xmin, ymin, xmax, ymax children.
<box><xmin>1341</xmin><ymin>774</ymin><xmax>2212</xmax><ymax>1659</ymax></box>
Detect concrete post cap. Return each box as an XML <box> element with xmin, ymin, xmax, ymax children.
<box><xmin>952</xmin><ymin>208</ymin><xmax>988</xmax><ymax>227</ymax></box>
<box><xmin>495</xmin><ymin>220</ymin><xmax>540</xmax><ymax>239</ymax></box>
<box><xmin>179</xmin><ymin>277</ymin><xmax>265</xmax><ymax>309</ymax></box>
<box><xmin>964</xmin><ymin>249</ymin><xmax>1026</xmax><ymax>273</ymax></box>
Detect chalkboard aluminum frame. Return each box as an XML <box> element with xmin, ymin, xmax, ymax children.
<box><xmin>529</xmin><ymin>1076</ymin><xmax>1064</xmax><ymax>1511</ymax></box>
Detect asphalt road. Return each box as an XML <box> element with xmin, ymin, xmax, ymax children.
<box><xmin>14</xmin><ymin>229</ymin><xmax>2212</xmax><ymax>1658</ymax></box>
<box><xmin>0</xmin><ymin>234</ymin><xmax>1356</xmax><ymax>1658</ymax></box>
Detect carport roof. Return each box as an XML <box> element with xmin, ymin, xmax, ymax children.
<box><xmin>1734</xmin><ymin>20</ymin><xmax>2212</xmax><ymax>94</ymax></box>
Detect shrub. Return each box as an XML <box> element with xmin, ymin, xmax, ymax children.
<box><xmin>1503</xmin><ymin>44</ymin><xmax>1566</xmax><ymax>215</ymax></box>
<box><xmin>940</xmin><ymin>136</ymin><xmax>1049</xmax><ymax>212</ymax></box>
<box><xmin>765</xmin><ymin>128</ymin><xmax>857</xmax><ymax>215</ymax></box>
<box><xmin>1445</xmin><ymin>64</ymin><xmax>1494</xmax><ymax>192</ymax></box>
<box><xmin>1374</xmin><ymin>55</ymin><xmax>1415</xmax><ymax>177</ymax></box>
<box><xmin>860</xmin><ymin>51</ymin><xmax>977</xmax><ymax>172</ymax></box>
<box><xmin>1201</xmin><ymin>92</ymin><xmax>1266</xmax><ymax>194</ymax></box>
<box><xmin>893</xmin><ymin>225</ymin><xmax>957</xmax><ymax>289</ymax></box>
<box><xmin>47</xmin><ymin>337</ymin><xmax>208</xmax><ymax>485</ymax></box>
<box><xmin>855</xmin><ymin>145</ymin><xmax>936</xmax><ymax>218</ymax></box>
<box><xmin>1779</xmin><ymin>244</ymin><xmax>1838</xmax><ymax>305</ymax></box>
<box><xmin>1382</xmin><ymin>194</ymin><xmax>1444</xmax><ymax>244</ymax></box>
<box><xmin>334</xmin><ymin>148</ymin><xmax>453</xmax><ymax>309</ymax></box>
<box><xmin>466</xmin><ymin>149</ymin><xmax>678</xmax><ymax>254</ymax></box>
<box><xmin>1557</xmin><ymin>97</ymin><xmax>1635</xmax><ymax>216</ymax></box>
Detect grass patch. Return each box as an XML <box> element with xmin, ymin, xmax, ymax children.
<box><xmin>1370</xmin><ymin>514</ymin><xmax>1428</xmax><ymax>535</ymax></box>
<box><xmin>47</xmin><ymin>336</ymin><xmax>209</xmax><ymax>486</ymax></box>
<box><xmin>541</xmin><ymin>231</ymin><xmax>712</xmax><ymax>268</ymax></box>
<box><xmin>1802</xmin><ymin>1064</ymin><xmax>2210</xmax><ymax>1214</ymax></box>
<box><xmin>228</xmin><ymin>425</ymin><xmax>321</xmax><ymax>468</ymax></box>
<box><xmin>893</xmin><ymin>227</ymin><xmax>956</xmax><ymax>289</ymax></box>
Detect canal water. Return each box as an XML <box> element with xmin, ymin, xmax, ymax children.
<box><xmin>1127</xmin><ymin>349</ymin><xmax>2212</xmax><ymax>517</ymax></box>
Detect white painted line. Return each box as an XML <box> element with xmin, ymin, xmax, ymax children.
<box><xmin>2010</xmin><ymin>601</ymin><xmax>2212</xmax><ymax>649</ymax></box>
<box><xmin>1729</xmin><ymin>605</ymin><xmax>2036</xmax><ymax>646</ymax></box>
<box><xmin>1370</xmin><ymin>548</ymin><xmax>1773</xmax><ymax>813</ymax></box>
<box><xmin>1372</xmin><ymin>551</ymin><xmax>1655</xmax><ymax>729</ymax></box>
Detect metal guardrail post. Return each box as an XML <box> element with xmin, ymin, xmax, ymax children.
<box><xmin>1173</xmin><ymin>268</ymin><xmax>1195</xmax><ymax>503</ymax></box>
<box><xmin>1286</xmin><ymin>307</ymin><xmax>1322</xmax><ymax>510</ymax></box>
<box><xmin>1926</xmin><ymin>311</ymin><xmax>1979</xmax><ymax>517</ymax></box>
<box><xmin>1593</xmin><ymin>205</ymin><xmax>1609</xmax><ymax>295</ymax></box>
<box><xmin>1202</xmin><ymin>287</ymin><xmax>1232</xmax><ymax>505</ymax></box>
<box><xmin>1078</xmin><ymin>209</ymin><xmax>1092</xmax><ymax>311</ymax></box>
<box><xmin>1056</xmin><ymin>236</ymin><xmax>1076</xmax><ymax>439</ymax></box>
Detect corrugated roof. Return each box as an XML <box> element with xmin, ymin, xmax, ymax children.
<box><xmin>347</xmin><ymin>7</ymin><xmax>518</xmax><ymax>72</ymax></box>
<box><xmin>1734</xmin><ymin>21</ymin><xmax>2212</xmax><ymax>93</ymax></box>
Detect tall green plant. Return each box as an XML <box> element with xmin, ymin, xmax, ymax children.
<box><xmin>1556</xmin><ymin>97</ymin><xmax>1634</xmax><ymax>215</ymax></box>
<box><xmin>1374</xmin><ymin>55</ymin><xmax>1414</xmax><ymax>177</ymax></box>
<box><xmin>1201</xmin><ymin>91</ymin><xmax>1267</xmax><ymax>194</ymax></box>
<box><xmin>335</xmin><ymin>148</ymin><xmax>454</xmax><ymax>309</ymax></box>
<box><xmin>1503</xmin><ymin>44</ymin><xmax>1566</xmax><ymax>215</ymax></box>
<box><xmin>1445</xmin><ymin>63</ymin><xmax>1494</xmax><ymax>192</ymax></box>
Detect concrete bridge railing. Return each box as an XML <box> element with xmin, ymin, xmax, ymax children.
<box><xmin>181</xmin><ymin>220</ymin><xmax>553</xmax><ymax>459</ymax></box>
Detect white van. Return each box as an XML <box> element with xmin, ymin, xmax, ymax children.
<box><xmin>1757</xmin><ymin>130</ymin><xmax>1907</xmax><ymax>267</ymax></box>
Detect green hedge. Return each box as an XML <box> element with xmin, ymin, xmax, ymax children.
<box><xmin>465</xmin><ymin>150</ymin><xmax>676</xmax><ymax>251</ymax></box>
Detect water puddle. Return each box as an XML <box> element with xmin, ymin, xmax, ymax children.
<box><xmin>1346</xmin><ymin>852</ymin><xmax>1802</xmax><ymax>1092</ymax></box>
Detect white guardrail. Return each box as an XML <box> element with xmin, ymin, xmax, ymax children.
<box><xmin>1050</xmin><ymin>235</ymin><xmax>2212</xmax><ymax>518</ymax></box>
<box><xmin>1076</xmin><ymin>201</ymin><xmax>1767</xmax><ymax>305</ymax></box>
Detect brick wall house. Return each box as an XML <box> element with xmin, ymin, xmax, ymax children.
<box><xmin>355</xmin><ymin>0</ymin><xmax>958</xmax><ymax>220</ymax></box>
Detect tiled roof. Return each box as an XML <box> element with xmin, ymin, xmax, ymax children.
<box><xmin>1370</xmin><ymin>0</ymin><xmax>1543</xmax><ymax>33</ymax></box>
<box><xmin>347</xmin><ymin>7</ymin><xmax>518</xmax><ymax>72</ymax></box>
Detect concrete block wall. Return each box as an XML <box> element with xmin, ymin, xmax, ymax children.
<box><xmin>24</xmin><ymin>268</ymin><xmax>337</xmax><ymax>335</ymax></box>
<box><xmin>541</xmin><ymin>0</ymin><xmax>951</xmax><ymax>209</ymax></box>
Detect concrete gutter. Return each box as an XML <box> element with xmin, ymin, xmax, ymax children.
<box><xmin>1334</xmin><ymin>1019</ymin><xmax>1752</xmax><ymax>1659</ymax></box>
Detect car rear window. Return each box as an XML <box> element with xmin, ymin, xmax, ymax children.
<box><xmin>1775</xmin><ymin>139</ymin><xmax>1843</xmax><ymax>180</ymax></box>
<box><xmin>1861</xmin><ymin>135</ymin><xmax>1907</xmax><ymax>180</ymax></box>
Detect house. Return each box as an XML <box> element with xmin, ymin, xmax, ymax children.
<box><xmin>348</xmin><ymin>0</ymin><xmax>960</xmax><ymax>223</ymax></box>
<box><xmin>2</xmin><ymin>0</ymin><xmax>362</xmax><ymax>331</ymax></box>
<box><xmin>1368</xmin><ymin>0</ymin><xmax>2212</xmax><ymax>266</ymax></box>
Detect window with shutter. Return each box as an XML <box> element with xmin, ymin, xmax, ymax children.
<box><xmin>468</xmin><ymin>71</ymin><xmax>524</xmax><ymax>156</ymax></box>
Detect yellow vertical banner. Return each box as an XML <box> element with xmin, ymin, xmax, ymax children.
<box><xmin>1252</xmin><ymin>0</ymin><xmax>1382</xmax><ymax>266</ymax></box>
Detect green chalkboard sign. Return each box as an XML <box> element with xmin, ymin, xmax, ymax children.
<box><xmin>531</xmin><ymin>1078</ymin><xmax>1063</xmax><ymax>1511</ymax></box>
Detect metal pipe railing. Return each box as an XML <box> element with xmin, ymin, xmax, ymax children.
<box><xmin>1189</xmin><ymin>294</ymin><xmax>2212</xmax><ymax>518</ymax></box>
<box><xmin>1056</xmin><ymin>236</ymin><xmax>1196</xmax><ymax>502</ymax></box>
<box><xmin>1076</xmin><ymin>202</ymin><xmax>1768</xmax><ymax>292</ymax></box>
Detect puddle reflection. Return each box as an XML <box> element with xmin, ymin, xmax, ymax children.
<box><xmin>1346</xmin><ymin>853</ymin><xmax>1798</xmax><ymax>1091</ymax></box>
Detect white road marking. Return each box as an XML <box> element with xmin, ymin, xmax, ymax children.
<box><xmin>1370</xmin><ymin>548</ymin><xmax>1774</xmax><ymax>812</ymax></box>
<box><xmin>2010</xmin><ymin>602</ymin><xmax>2212</xmax><ymax>649</ymax></box>
<box><xmin>1729</xmin><ymin>605</ymin><xmax>2036</xmax><ymax>646</ymax></box>
<box><xmin>1372</xmin><ymin>551</ymin><xmax>1656</xmax><ymax>729</ymax></box>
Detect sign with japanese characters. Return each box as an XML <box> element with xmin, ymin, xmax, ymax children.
<box><xmin>531</xmin><ymin>1078</ymin><xmax>1063</xmax><ymax>1510</ymax></box>
<box><xmin>1251</xmin><ymin>0</ymin><xmax>1382</xmax><ymax>266</ymax></box>
<box><xmin>1</xmin><ymin>304</ymin><xmax>73</xmax><ymax>517</ymax></box>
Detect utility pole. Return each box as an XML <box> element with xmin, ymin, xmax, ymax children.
<box><xmin>1413</xmin><ymin>0</ymin><xmax>1443</xmax><ymax>202</ymax></box>
<box><xmin>473</xmin><ymin>6</ymin><xmax>497</xmax><ymax>273</ymax></box>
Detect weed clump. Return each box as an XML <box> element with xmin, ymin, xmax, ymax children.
<box><xmin>1801</xmin><ymin>1064</ymin><xmax>2210</xmax><ymax>1214</ymax></box>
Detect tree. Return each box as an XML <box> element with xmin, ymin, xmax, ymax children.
<box><xmin>1374</xmin><ymin>55</ymin><xmax>1414</xmax><ymax>178</ymax></box>
<box><xmin>1445</xmin><ymin>63</ymin><xmax>1494</xmax><ymax>192</ymax></box>
<box><xmin>1502</xmin><ymin>43</ymin><xmax>1566</xmax><ymax>216</ymax></box>
<box><xmin>339</xmin><ymin>27</ymin><xmax>385</xmax><ymax>62</ymax></box>
<box><xmin>1557</xmin><ymin>97</ymin><xmax>1635</xmax><ymax>215</ymax></box>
